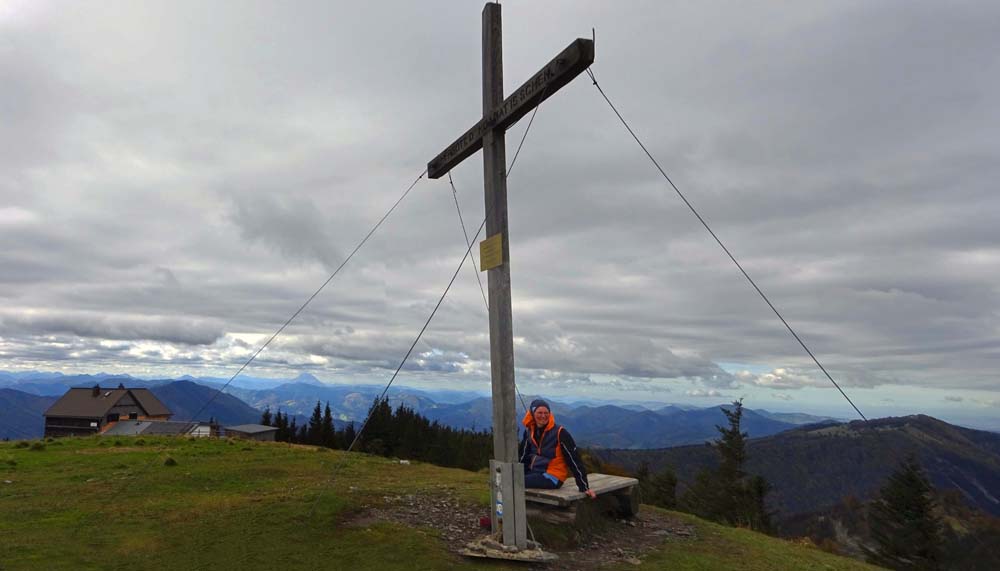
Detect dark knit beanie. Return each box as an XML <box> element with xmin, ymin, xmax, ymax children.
<box><xmin>529</xmin><ymin>399</ymin><xmax>550</xmax><ymax>414</ymax></box>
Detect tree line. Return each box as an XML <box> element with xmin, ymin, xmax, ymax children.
<box><xmin>259</xmin><ymin>398</ymin><xmax>492</xmax><ymax>472</ymax></box>
<box><xmin>621</xmin><ymin>399</ymin><xmax>774</xmax><ymax>532</ymax></box>
<box><xmin>612</xmin><ymin>399</ymin><xmax>954</xmax><ymax>570</ymax></box>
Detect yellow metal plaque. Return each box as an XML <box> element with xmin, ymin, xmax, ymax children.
<box><xmin>480</xmin><ymin>233</ymin><xmax>504</xmax><ymax>271</ymax></box>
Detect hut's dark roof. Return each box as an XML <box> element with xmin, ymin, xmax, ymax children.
<box><xmin>102</xmin><ymin>421</ymin><xmax>199</xmax><ymax>436</ymax></box>
<box><xmin>43</xmin><ymin>387</ymin><xmax>171</xmax><ymax>418</ymax></box>
<box><xmin>225</xmin><ymin>424</ymin><xmax>278</xmax><ymax>435</ymax></box>
<box><xmin>101</xmin><ymin>421</ymin><xmax>153</xmax><ymax>436</ymax></box>
<box><xmin>141</xmin><ymin>421</ymin><xmax>198</xmax><ymax>435</ymax></box>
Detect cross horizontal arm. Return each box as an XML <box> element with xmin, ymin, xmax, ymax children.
<box><xmin>428</xmin><ymin>38</ymin><xmax>594</xmax><ymax>179</ymax></box>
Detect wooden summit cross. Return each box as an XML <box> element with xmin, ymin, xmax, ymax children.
<box><xmin>427</xmin><ymin>3</ymin><xmax>594</xmax><ymax>550</ymax></box>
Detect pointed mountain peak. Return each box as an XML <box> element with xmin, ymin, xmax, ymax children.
<box><xmin>290</xmin><ymin>372</ymin><xmax>324</xmax><ymax>385</ymax></box>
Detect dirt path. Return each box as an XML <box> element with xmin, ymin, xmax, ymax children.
<box><xmin>346</xmin><ymin>491</ymin><xmax>697</xmax><ymax>569</ymax></box>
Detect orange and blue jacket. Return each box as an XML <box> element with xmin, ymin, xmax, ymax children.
<box><xmin>518</xmin><ymin>410</ymin><xmax>591</xmax><ymax>492</ymax></box>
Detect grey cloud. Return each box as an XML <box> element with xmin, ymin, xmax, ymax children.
<box><xmin>0</xmin><ymin>311</ymin><xmax>223</xmax><ymax>345</ymax></box>
<box><xmin>228</xmin><ymin>193</ymin><xmax>343</xmax><ymax>270</ymax></box>
<box><xmin>0</xmin><ymin>1</ymin><xmax>998</xmax><ymax>408</ymax></box>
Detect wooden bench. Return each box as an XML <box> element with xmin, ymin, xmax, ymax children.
<box><xmin>524</xmin><ymin>473</ymin><xmax>640</xmax><ymax>525</ymax></box>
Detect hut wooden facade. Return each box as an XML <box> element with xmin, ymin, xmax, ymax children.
<box><xmin>43</xmin><ymin>384</ymin><xmax>172</xmax><ymax>437</ymax></box>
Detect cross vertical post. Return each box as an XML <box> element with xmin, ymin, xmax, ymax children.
<box><xmin>427</xmin><ymin>1</ymin><xmax>594</xmax><ymax>551</ymax></box>
<box><xmin>482</xmin><ymin>2</ymin><xmax>517</xmax><ymax>477</ymax></box>
<box><xmin>482</xmin><ymin>3</ymin><xmax>524</xmax><ymax>548</ymax></box>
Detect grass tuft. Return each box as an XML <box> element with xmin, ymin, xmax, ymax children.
<box><xmin>163</xmin><ymin>456</ymin><xmax>178</xmax><ymax>467</ymax></box>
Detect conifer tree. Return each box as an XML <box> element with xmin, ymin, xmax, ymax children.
<box><xmin>307</xmin><ymin>401</ymin><xmax>323</xmax><ymax>445</ymax></box>
<box><xmin>647</xmin><ymin>467</ymin><xmax>678</xmax><ymax>509</ymax></box>
<box><xmin>679</xmin><ymin>399</ymin><xmax>772</xmax><ymax>531</ymax></box>
<box><xmin>865</xmin><ymin>456</ymin><xmax>943</xmax><ymax>571</ymax></box>
<box><xmin>342</xmin><ymin>422</ymin><xmax>357</xmax><ymax>450</ymax></box>
<box><xmin>635</xmin><ymin>461</ymin><xmax>651</xmax><ymax>486</ymax></box>
<box><xmin>274</xmin><ymin>410</ymin><xmax>288</xmax><ymax>441</ymax></box>
<box><xmin>288</xmin><ymin>417</ymin><xmax>298</xmax><ymax>444</ymax></box>
<box><xmin>321</xmin><ymin>402</ymin><xmax>335</xmax><ymax>448</ymax></box>
<box><xmin>260</xmin><ymin>406</ymin><xmax>272</xmax><ymax>426</ymax></box>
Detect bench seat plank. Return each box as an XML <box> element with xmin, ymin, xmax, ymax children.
<box><xmin>524</xmin><ymin>473</ymin><xmax>638</xmax><ymax>507</ymax></box>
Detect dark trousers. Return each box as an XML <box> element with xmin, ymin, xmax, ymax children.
<box><xmin>524</xmin><ymin>468</ymin><xmax>561</xmax><ymax>489</ymax></box>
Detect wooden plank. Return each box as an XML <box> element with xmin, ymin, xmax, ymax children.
<box><xmin>427</xmin><ymin>37</ymin><xmax>595</xmax><ymax>179</ymax></box>
<box><xmin>524</xmin><ymin>473</ymin><xmax>639</xmax><ymax>507</ymax></box>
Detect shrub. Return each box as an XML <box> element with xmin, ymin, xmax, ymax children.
<box><xmin>29</xmin><ymin>442</ymin><xmax>45</xmax><ymax>452</ymax></box>
<box><xmin>163</xmin><ymin>456</ymin><xmax>178</xmax><ymax>467</ymax></box>
<box><xmin>135</xmin><ymin>439</ymin><xmax>146</xmax><ymax>446</ymax></box>
<box><xmin>14</xmin><ymin>441</ymin><xmax>29</xmax><ymax>449</ymax></box>
<box><xmin>113</xmin><ymin>440</ymin><xmax>123</xmax><ymax>447</ymax></box>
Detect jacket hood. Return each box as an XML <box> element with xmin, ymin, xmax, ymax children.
<box><xmin>522</xmin><ymin>409</ymin><xmax>556</xmax><ymax>431</ymax></box>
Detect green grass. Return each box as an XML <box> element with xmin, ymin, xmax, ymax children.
<box><xmin>618</xmin><ymin>510</ymin><xmax>884</xmax><ymax>571</ymax></box>
<box><xmin>0</xmin><ymin>437</ymin><xmax>880</xmax><ymax>571</ymax></box>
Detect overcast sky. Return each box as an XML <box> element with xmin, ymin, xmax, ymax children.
<box><xmin>2</xmin><ymin>1</ymin><xmax>998</xmax><ymax>425</ymax></box>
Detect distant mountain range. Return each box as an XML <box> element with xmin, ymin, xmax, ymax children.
<box><xmin>0</xmin><ymin>372</ymin><xmax>836</xmax><ymax>448</ymax></box>
<box><xmin>0</xmin><ymin>389</ymin><xmax>57</xmax><ymax>439</ymax></box>
<box><xmin>148</xmin><ymin>381</ymin><xmax>261</xmax><ymax>426</ymax></box>
<box><xmin>595</xmin><ymin>414</ymin><xmax>1000</xmax><ymax>519</ymax></box>
<box><xmin>0</xmin><ymin>380</ymin><xmax>259</xmax><ymax>439</ymax></box>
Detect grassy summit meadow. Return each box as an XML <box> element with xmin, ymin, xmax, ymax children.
<box><xmin>0</xmin><ymin>436</ymin><xmax>881</xmax><ymax>570</ymax></box>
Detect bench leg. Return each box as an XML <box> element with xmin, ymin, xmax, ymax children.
<box><xmin>614</xmin><ymin>486</ymin><xmax>641</xmax><ymax>518</ymax></box>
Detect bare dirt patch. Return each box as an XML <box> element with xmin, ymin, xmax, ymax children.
<box><xmin>344</xmin><ymin>491</ymin><xmax>697</xmax><ymax>569</ymax></box>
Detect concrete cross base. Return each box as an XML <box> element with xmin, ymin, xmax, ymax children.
<box><xmin>459</xmin><ymin>535</ymin><xmax>559</xmax><ymax>563</ymax></box>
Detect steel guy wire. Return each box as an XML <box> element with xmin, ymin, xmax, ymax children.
<box><xmin>189</xmin><ymin>169</ymin><xmax>427</xmax><ymax>422</ymax></box>
<box><xmin>582</xmin><ymin>69</ymin><xmax>975</xmax><ymax>549</ymax></box>
<box><xmin>584</xmin><ymin>66</ymin><xmax>869</xmax><ymax>424</ymax></box>
<box><xmin>448</xmin><ymin>171</ymin><xmax>489</xmax><ymax>312</ymax></box>
<box><xmin>84</xmin><ymin>169</ymin><xmax>428</xmax><ymax>538</ymax></box>
<box><xmin>308</xmin><ymin>104</ymin><xmax>548</xmax><ymax>519</ymax></box>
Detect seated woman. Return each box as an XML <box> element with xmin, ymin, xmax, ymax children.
<box><xmin>518</xmin><ymin>399</ymin><xmax>597</xmax><ymax>499</ymax></box>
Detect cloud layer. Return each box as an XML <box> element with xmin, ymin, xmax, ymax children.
<box><xmin>2</xmin><ymin>1</ymin><xmax>999</xmax><ymax>409</ymax></box>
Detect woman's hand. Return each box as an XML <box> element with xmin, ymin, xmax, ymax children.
<box><xmin>585</xmin><ymin>489</ymin><xmax>597</xmax><ymax>500</ymax></box>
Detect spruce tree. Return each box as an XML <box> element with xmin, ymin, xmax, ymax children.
<box><xmin>635</xmin><ymin>461</ymin><xmax>652</xmax><ymax>502</ymax></box>
<box><xmin>342</xmin><ymin>422</ymin><xmax>357</xmax><ymax>450</ymax></box>
<box><xmin>307</xmin><ymin>401</ymin><xmax>323</xmax><ymax>445</ymax></box>
<box><xmin>321</xmin><ymin>402</ymin><xmax>335</xmax><ymax>448</ymax></box>
<box><xmin>260</xmin><ymin>406</ymin><xmax>272</xmax><ymax>426</ymax></box>
<box><xmin>647</xmin><ymin>467</ymin><xmax>678</xmax><ymax>509</ymax></box>
<box><xmin>274</xmin><ymin>410</ymin><xmax>288</xmax><ymax>441</ymax></box>
<box><xmin>865</xmin><ymin>456</ymin><xmax>943</xmax><ymax>571</ymax></box>
<box><xmin>679</xmin><ymin>399</ymin><xmax>771</xmax><ymax>531</ymax></box>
